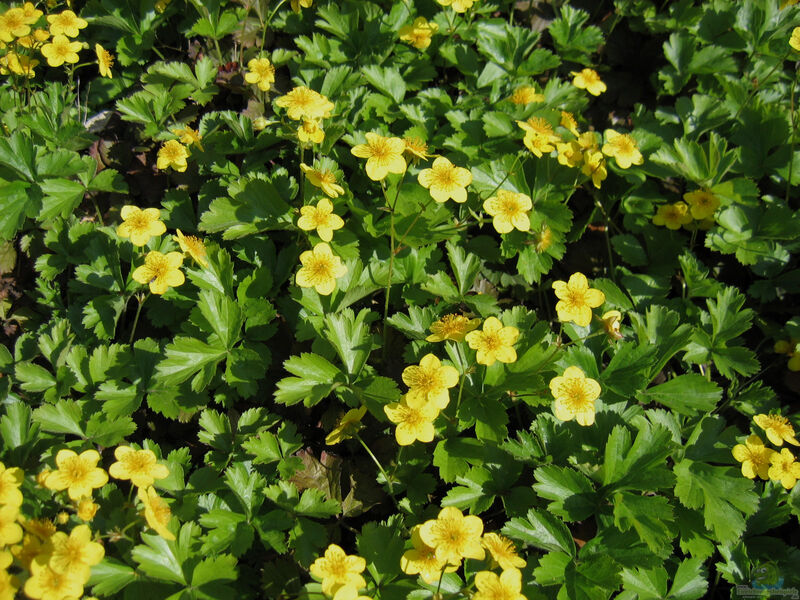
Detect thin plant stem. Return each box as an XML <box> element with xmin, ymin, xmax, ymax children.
<box><xmin>128</xmin><ymin>293</ymin><xmax>149</xmax><ymax>344</ymax></box>
<box><xmin>381</xmin><ymin>173</ymin><xmax>407</xmax><ymax>362</ymax></box>
<box><xmin>355</xmin><ymin>434</ymin><xmax>400</xmax><ymax>511</ymax></box>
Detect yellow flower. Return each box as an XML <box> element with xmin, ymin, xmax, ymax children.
<box><xmin>42</xmin><ymin>524</ymin><xmax>104</xmax><ymax>580</ymax></box>
<box><xmin>44</xmin><ymin>449</ymin><xmax>108</xmax><ymax>500</ymax></box>
<box><xmin>309</xmin><ymin>544</ymin><xmax>367</xmax><ymax>597</ymax></box>
<box><xmin>419</xmin><ymin>506</ymin><xmax>485</xmax><ymax>565</ymax></box>
<box><xmin>518</xmin><ymin>117</ymin><xmax>561</xmax><ymax>158</ymax></box>
<box><xmin>0</xmin><ymin>505</ymin><xmax>22</xmax><ymax>546</ymax></box>
<box><xmin>40</xmin><ymin>34</ymin><xmax>81</xmax><ymax>67</ymax></box>
<box><xmin>76</xmin><ymin>498</ymin><xmax>99</xmax><ymax>522</ymax></box>
<box><xmin>296</xmin><ymin>242</ymin><xmax>348</xmax><ymax>296</ymax></box>
<box><xmin>403</xmin><ymin>137</ymin><xmax>431</xmax><ymax>162</ymax></box>
<box><xmin>436</xmin><ymin>0</ymin><xmax>476</xmax><ymax>12</ymax></box>
<box><xmin>768</xmin><ymin>449</ymin><xmax>800</xmax><ymax>489</ymax></box>
<box><xmin>132</xmin><ymin>251</ymin><xmax>185</xmax><ymax>295</ymax></box>
<box><xmin>774</xmin><ymin>340</ymin><xmax>793</xmax><ymax>354</ymax></box>
<box><xmin>95</xmin><ymin>44</ymin><xmax>114</xmax><ymax>78</ymax></box>
<box><xmin>601</xmin><ymin>310</ymin><xmax>623</xmax><ymax>340</ymax></box>
<box><xmin>509</xmin><ymin>85</ymin><xmax>544</xmax><ymax>105</ymax></box>
<box><xmin>21</xmin><ymin>2</ymin><xmax>43</xmax><ymax>24</ymax></box>
<box><xmin>483</xmin><ymin>190</ymin><xmax>532</xmax><ymax>234</ymax></box>
<box><xmin>47</xmin><ymin>10</ymin><xmax>88</xmax><ymax>37</ymax></box>
<box><xmin>300</xmin><ymin>163</ymin><xmax>345</xmax><ymax>198</ymax></box>
<box><xmin>399</xmin><ymin>17</ymin><xmax>439</xmax><ymax>50</ymax></box>
<box><xmin>560</xmin><ymin>111</ymin><xmax>579</xmax><ymax>136</ymax></box>
<box><xmin>23</xmin><ymin>561</ymin><xmax>83</xmax><ymax>600</ymax></box>
<box><xmin>581</xmin><ymin>149</ymin><xmax>607</xmax><ymax>188</ymax></box>
<box><xmin>297</xmin><ymin>118</ymin><xmax>325</xmax><ymax>145</ymax></box>
<box><xmin>571</xmin><ymin>68</ymin><xmax>606</xmax><ymax>96</ymax></box>
<box><xmin>22</xmin><ymin>518</ymin><xmax>57</xmax><ymax>540</ymax></box>
<box><xmin>350</xmin><ymin>132</ymin><xmax>407</xmax><ymax>181</ymax></box>
<box><xmin>426</xmin><ymin>313</ymin><xmax>481</xmax><ymax>342</ymax></box>
<box><xmin>116</xmin><ymin>205</ymin><xmax>166</xmax><ymax>246</ymax></box>
<box><xmin>297</xmin><ymin>198</ymin><xmax>345</xmax><ymax>242</ymax></box>
<box><xmin>682</xmin><ymin>189</ymin><xmax>720</xmax><ymax>220</ymax></box>
<box><xmin>601</xmin><ymin>130</ymin><xmax>643</xmax><ymax>169</ymax></box>
<box><xmin>549</xmin><ymin>366</ymin><xmax>601</xmax><ymax>426</ymax></box>
<box><xmin>754</xmin><ymin>414</ymin><xmax>800</xmax><ymax>447</ymax></box>
<box><xmin>732</xmin><ymin>435</ymin><xmax>776</xmax><ymax>480</ymax></box>
<box><xmin>0</xmin><ymin>462</ymin><xmax>23</xmax><ymax>507</ymax></box>
<box><xmin>12</xmin><ymin>533</ymin><xmax>44</xmax><ymax>570</ymax></box>
<box><xmin>171</xmin><ymin>126</ymin><xmax>203</xmax><ymax>151</ymax></box>
<box><xmin>244</xmin><ymin>57</ymin><xmax>275</xmax><ymax>91</ymax></box>
<box><xmin>14</xmin><ymin>27</ymin><xmax>49</xmax><ymax>48</ymax></box>
<box><xmin>138</xmin><ymin>486</ymin><xmax>176</xmax><ymax>540</ymax></box>
<box><xmin>401</xmin><ymin>525</ymin><xmax>458</xmax><ymax>583</ymax></box>
<box><xmin>0</xmin><ymin>567</ymin><xmax>19</xmax><ymax>600</ymax></box>
<box><xmin>464</xmin><ymin>316</ymin><xmax>519</xmax><ymax>366</ymax></box>
<box><xmin>482</xmin><ymin>533</ymin><xmax>526</xmax><ymax>570</ymax></box>
<box><xmin>402</xmin><ymin>353</ymin><xmax>459</xmax><ymax>409</ymax></box>
<box><xmin>55</xmin><ymin>511</ymin><xmax>69</xmax><ymax>525</ymax></box>
<box><xmin>157</xmin><ymin>140</ymin><xmax>190</xmax><ymax>172</ymax></box>
<box><xmin>556</xmin><ymin>140</ymin><xmax>583</xmax><ymax>168</ymax></box>
<box><xmin>0</xmin><ymin>8</ymin><xmax>30</xmax><ymax>42</ymax></box>
<box><xmin>577</xmin><ymin>131</ymin><xmax>600</xmax><ymax>152</ymax></box>
<box><xmin>473</xmin><ymin>569</ymin><xmax>526</xmax><ymax>600</ymax></box>
<box><xmin>384</xmin><ymin>395</ymin><xmax>440</xmax><ymax>446</ymax></box>
<box><xmin>326</xmin><ymin>406</ymin><xmax>367</xmax><ymax>445</ymax></box>
<box><xmin>552</xmin><ymin>272</ymin><xmax>605</xmax><ymax>327</ymax></box>
<box><xmin>174</xmin><ymin>230</ymin><xmax>209</xmax><ymax>267</ymax></box>
<box><xmin>109</xmin><ymin>446</ymin><xmax>169</xmax><ymax>488</ymax></box>
<box><xmin>418</xmin><ymin>156</ymin><xmax>472</xmax><ymax>203</ymax></box>
<box><xmin>275</xmin><ymin>86</ymin><xmax>334</xmax><ymax>121</ymax></box>
<box><xmin>652</xmin><ymin>201</ymin><xmax>692</xmax><ymax>230</ymax></box>
<box><xmin>290</xmin><ymin>0</ymin><xmax>313</xmax><ymax>12</ymax></box>
<box><xmin>791</xmin><ymin>26</ymin><xmax>800</xmax><ymax>51</ymax></box>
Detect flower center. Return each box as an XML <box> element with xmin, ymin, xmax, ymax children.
<box><xmin>64</xmin><ymin>457</ymin><xmax>89</xmax><ymax>482</ymax></box>
<box><xmin>479</xmin><ymin>332</ymin><xmax>501</xmax><ymax>352</ymax></box>
<box><xmin>307</xmin><ymin>256</ymin><xmax>334</xmax><ymax>281</ymax></box>
<box><xmin>500</xmin><ymin>197</ymin><xmax>521</xmax><ymax>217</ymax></box>
<box><xmin>127</xmin><ymin>452</ymin><xmax>153</xmax><ymax>474</ymax></box>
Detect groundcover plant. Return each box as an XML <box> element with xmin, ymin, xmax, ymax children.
<box><xmin>1</xmin><ymin>0</ymin><xmax>800</xmax><ymax>598</ymax></box>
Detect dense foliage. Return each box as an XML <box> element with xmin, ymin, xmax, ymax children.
<box><xmin>1</xmin><ymin>0</ymin><xmax>800</xmax><ymax>598</ymax></box>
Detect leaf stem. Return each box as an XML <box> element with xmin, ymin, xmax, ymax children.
<box><xmin>355</xmin><ymin>433</ymin><xmax>401</xmax><ymax>511</ymax></box>
<box><xmin>128</xmin><ymin>292</ymin><xmax>149</xmax><ymax>344</ymax></box>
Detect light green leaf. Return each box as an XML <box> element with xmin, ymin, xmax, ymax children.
<box><xmin>503</xmin><ymin>508</ymin><xmax>576</xmax><ymax>556</ymax></box>
<box><xmin>274</xmin><ymin>353</ymin><xmax>343</xmax><ymax>407</ymax></box>
<box><xmin>155</xmin><ymin>336</ymin><xmax>227</xmax><ymax>388</ymax></box>
<box><xmin>637</xmin><ymin>374</ymin><xmax>721</xmax><ymax>416</ymax></box>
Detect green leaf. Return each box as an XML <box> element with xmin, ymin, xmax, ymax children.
<box><xmin>621</xmin><ymin>566</ymin><xmax>668</xmax><ymax>599</ymax></box>
<box><xmin>195</xmin><ymin>289</ymin><xmax>243</xmax><ymax>350</ymax></box>
<box><xmin>533</xmin><ymin>465</ymin><xmax>597</xmax><ymax>521</ymax></box>
<box><xmin>88</xmin><ymin>558</ymin><xmax>137</xmax><ymax>596</ymax></box>
<box><xmin>613</xmin><ymin>492</ymin><xmax>675</xmax><ymax>556</ymax></box>
<box><xmin>668</xmin><ymin>558</ymin><xmax>708</xmax><ymax>600</ymax></box>
<box><xmin>503</xmin><ymin>508</ymin><xmax>576</xmax><ymax>556</ymax></box>
<box><xmin>637</xmin><ymin>374</ymin><xmax>721</xmax><ymax>416</ymax></box>
<box><xmin>323</xmin><ymin>309</ymin><xmax>376</xmax><ymax>378</ymax></box>
<box><xmin>15</xmin><ymin>361</ymin><xmax>56</xmax><ymax>392</ymax></box>
<box><xmin>357</xmin><ymin>519</ymin><xmax>405</xmax><ymax>584</ymax></box>
<box><xmin>32</xmin><ymin>400</ymin><xmax>84</xmax><ymax>437</ymax></box>
<box><xmin>132</xmin><ymin>533</ymin><xmax>187</xmax><ymax>585</ymax></box>
<box><xmin>199</xmin><ymin>176</ymin><xmax>293</xmax><ymax>239</ymax></box>
<box><xmin>85</xmin><ymin>413</ymin><xmax>136</xmax><ymax>446</ymax></box>
<box><xmin>191</xmin><ymin>555</ymin><xmax>238</xmax><ymax>587</ymax></box>
<box><xmin>155</xmin><ymin>336</ymin><xmax>227</xmax><ymax>388</ymax></box>
<box><xmin>548</xmin><ymin>5</ymin><xmax>604</xmax><ymax>62</ymax></box>
<box><xmin>602</xmin><ymin>422</ymin><xmax>675</xmax><ymax>492</ymax></box>
<box><xmin>361</xmin><ymin>65</ymin><xmax>406</xmax><ymax>103</ymax></box>
<box><xmin>0</xmin><ymin>402</ymin><xmax>38</xmax><ymax>449</ymax></box>
<box><xmin>673</xmin><ymin>459</ymin><xmax>759</xmax><ymax>545</ymax></box>
<box><xmin>39</xmin><ymin>178</ymin><xmax>85</xmax><ymax>220</ymax></box>
<box><xmin>447</xmin><ymin>241</ymin><xmax>481</xmax><ymax>296</ymax></box>
<box><xmin>0</xmin><ymin>131</ymin><xmax>36</xmax><ymax>181</ymax></box>
<box><xmin>274</xmin><ymin>353</ymin><xmax>343</xmax><ymax>407</ymax></box>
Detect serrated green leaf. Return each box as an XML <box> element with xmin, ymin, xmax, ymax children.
<box><xmin>274</xmin><ymin>353</ymin><xmax>343</xmax><ymax>407</ymax></box>
<box><xmin>155</xmin><ymin>336</ymin><xmax>226</xmax><ymax>388</ymax></box>
<box><xmin>638</xmin><ymin>374</ymin><xmax>721</xmax><ymax>416</ymax></box>
<box><xmin>503</xmin><ymin>508</ymin><xmax>576</xmax><ymax>556</ymax></box>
